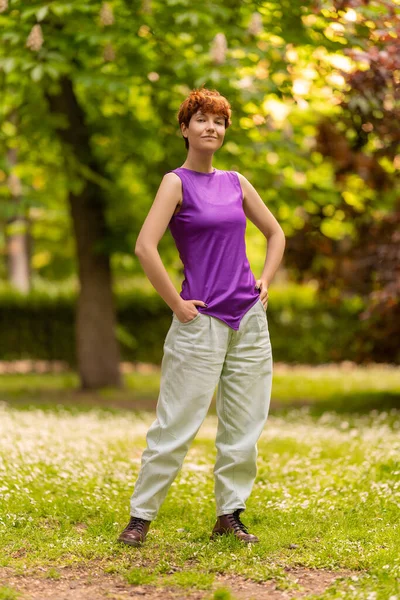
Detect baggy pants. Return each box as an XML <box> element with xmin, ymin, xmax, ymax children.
<box><xmin>130</xmin><ymin>297</ymin><xmax>273</xmax><ymax>520</ymax></box>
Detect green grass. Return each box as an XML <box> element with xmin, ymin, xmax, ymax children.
<box><xmin>1</xmin><ymin>363</ymin><xmax>399</xmax><ymax>414</ymax></box>
<box><xmin>212</xmin><ymin>589</ymin><xmax>234</xmax><ymax>600</ymax></box>
<box><xmin>44</xmin><ymin>567</ymin><xmax>61</xmax><ymax>580</ymax></box>
<box><xmin>125</xmin><ymin>567</ymin><xmax>157</xmax><ymax>585</ymax></box>
<box><xmin>0</xmin><ymin>366</ymin><xmax>399</xmax><ymax>599</ymax></box>
<box><xmin>0</xmin><ymin>587</ymin><xmax>20</xmax><ymax>600</ymax></box>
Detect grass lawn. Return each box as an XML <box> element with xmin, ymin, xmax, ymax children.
<box><xmin>0</xmin><ymin>364</ymin><xmax>399</xmax><ymax>599</ymax></box>
<box><xmin>1</xmin><ymin>362</ymin><xmax>399</xmax><ymax>414</ymax></box>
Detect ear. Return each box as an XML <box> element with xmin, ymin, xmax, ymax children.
<box><xmin>180</xmin><ymin>122</ymin><xmax>189</xmax><ymax>139</ymax></box>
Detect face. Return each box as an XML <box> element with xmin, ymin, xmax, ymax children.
<box><xmin>181</xmin><ymin>110</ymin><xmax>226</xmax><ymax>150</ymax></box>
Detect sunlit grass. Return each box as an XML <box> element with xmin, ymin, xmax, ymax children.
<box><xmin>0</xmin><ymin>391</ymin><xmax>399</xmax><ymax>598</ymax></box>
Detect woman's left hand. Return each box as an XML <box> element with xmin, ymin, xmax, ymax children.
<box><xmin>255</xmin><ymin>279</ymin><xmax>269</xmax><ymax>309</ymax></box>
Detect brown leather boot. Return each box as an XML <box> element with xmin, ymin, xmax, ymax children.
<box><xmin>210</xmin><ymin>509</ymin><xmax>259</xmax><ymax>543</ymax></box>
<box><xmin>118</xmin><ymin>516</ymin><xmax>151</xmax><ymax>546</ymax></box>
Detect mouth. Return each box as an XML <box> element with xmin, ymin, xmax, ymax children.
<box><xmin>203</xmin><ymin>136</ymin><xmax>217</xmax><ymax>139</ymax></box>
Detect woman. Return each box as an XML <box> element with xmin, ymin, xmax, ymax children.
<box><xmin>118</xmin><ymin>87</ymin><xmax>285</xmax><ymax>546</ymax></box>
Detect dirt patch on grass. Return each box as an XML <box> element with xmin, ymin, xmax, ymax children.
<box><xmin>0</xmin><ymin>565</ymin><xmax>355</xmax><ymax>599</ymax></box>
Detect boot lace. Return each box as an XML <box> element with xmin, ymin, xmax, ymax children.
<box><xmin>126</xmin><ymin>517</ymin><xmax>147</xmax><ymax>533</ymax></box>
<box><xmin>227</xmin><ymin>510</ymin><xmax>249</xmax><ymax>534</ymax></box>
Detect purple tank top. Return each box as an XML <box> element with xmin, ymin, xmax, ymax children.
<box><xmin>166</xmin><ymin>167</ymin><xmax>260</xmax><ymax>330</ymax></box>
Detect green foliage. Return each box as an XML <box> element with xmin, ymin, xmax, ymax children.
<box><xmin>1</xmin><ymin>0</ymin><xmax>399</xmax><ymax>372</ymax></box>
<box><xmin>1</xmin><ymin>0</ymin><xmax>397</xmax><ymax>282</ymax></box>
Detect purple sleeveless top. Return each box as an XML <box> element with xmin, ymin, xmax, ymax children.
<box><xmin>166</xmin><ymin>167</ymin><xmax>260</xmax><ymax>330</ymax></box>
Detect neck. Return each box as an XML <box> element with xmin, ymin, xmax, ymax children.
<box><xmin>181</xmin><ymin>150</ymin><xmax>214</xmax><ymax>173</ymax></box>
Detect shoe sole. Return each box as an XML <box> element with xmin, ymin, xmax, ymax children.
<box><xmin>118</xmin><ymin>536</ymin><xmax>144</xmax><ymax>547</ymax></box>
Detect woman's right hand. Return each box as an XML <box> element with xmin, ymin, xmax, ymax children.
<box><xmin>174</xmin><ymin>299</ymin><xmax>207</xmax><ymax>323</ymax></box>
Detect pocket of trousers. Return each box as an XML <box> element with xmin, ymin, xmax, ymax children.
<box><xmin>258</xmin><ymin>297</ymin><xmax>267</xmax><ymax>312</ymax></box>
<box><xmin>256</xmin><ymin>300</ymin><xmax>269</xmax><ymax>332</ymax></box>
<box><xmin>173</xmin><ymin>311</ymin><xmax>202</xmax><ymax>326</ymax></box>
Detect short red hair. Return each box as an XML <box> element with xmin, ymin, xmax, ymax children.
<box><xmin>177</xmin><ymin>86</ymin><xmax>232</xmax><ymax>149</ymax></box>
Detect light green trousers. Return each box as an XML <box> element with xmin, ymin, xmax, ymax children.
<box><xmin>130</xmin><ymin>297</ymin><xmax>273</xmax><ymax>520</ymax></box>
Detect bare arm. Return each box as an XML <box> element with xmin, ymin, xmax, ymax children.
<box><xmin>236</xmin><ymin>172</ymin><xmax>286</xmax><ymax>302</ymax></box>
<box><xmin>135</xmin><ymin>173</ymin><xmax>206</xmax><ymax>321</ymax></box>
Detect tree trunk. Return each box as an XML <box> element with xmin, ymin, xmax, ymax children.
<box><xmin>47</xmin><ymin>77</ymin><xmax>121</xmax><ymax>389</ymax></box>
<box><xmin>6</xmin><ymin>121</ymin><xmax>31</xmax><ymax>294</ymax></box>
<box><xmin>6</xmin><ymin>212</ymin><xmax>31</xmax><ymax>294</ymax></box>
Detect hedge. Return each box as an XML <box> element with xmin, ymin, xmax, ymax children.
<box><xmin>0</xmin><ymin>283</ymin><xmax>395</xmax><ymax>366</ymax></box>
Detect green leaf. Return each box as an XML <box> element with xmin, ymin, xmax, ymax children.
<box><xmin>0</xmin><ymin>57</ymin><xmax>16</xmax><ymax>73</ymax></box>
<box><xmin>21</xmin><ymin>7</ymin><xmax>43</xmax><ymax>20</ymax></box>
<box><xmin>44</xmin><ymin>64</ymin><xmax>60</xmax><ymax>80</ymax></box>
<box><xmin>31</xmin><ymin>64</ymin><xmax>43</xmax><ymax>82</ymax></box>
<box><xmin>49</xmin><ymin>3</ymin><xmax>74</xmax><ymax>17</ymax></box>
<box><xmin>36</xmin><ymin>6</ymin><xmax>49</xmax><ymax>22</ymax></box>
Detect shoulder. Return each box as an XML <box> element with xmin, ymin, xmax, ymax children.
<box><xmin>163</xmin><ymin>171</ymin><xmax>181</xmax><ymax>181</ymax></box>
<box><xmin>153</xmin><ymin>172</ymin><xmax>183</xmax><ymax>203</ymax></box>
<box><xmin>231</xmin><ymin>171</ymin><xmax>248</xmax><ymax>185</ymax></box>
<box><xmin>161</xmin><ymin>171</ymin><xmax>183</xmax><ymax>188</ymax></box>
<box><xmin>231</xmin><ymin>171</ymin><xmax>249</xmax><ymax>194</ymax></box>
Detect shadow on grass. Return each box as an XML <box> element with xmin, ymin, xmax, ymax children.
<box><xmin>0</xmin><ymin>387</ymin><xmax>157</xmax><ymax>415</ymax></box>
<box><xmin>1</xmin><ymin>387</ymin><xmax>399</xmax><ymax>417</ymax></box>
<box><xmin>271</xmin><ymin>390</ymin><xmax>400</xmax><ymax>416</ymax></box>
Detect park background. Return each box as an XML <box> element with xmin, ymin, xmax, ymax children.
<box><xmin>0</xmin><ymin>1</ymin><xmax>399</xmax><ymax>599</ymax></box>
